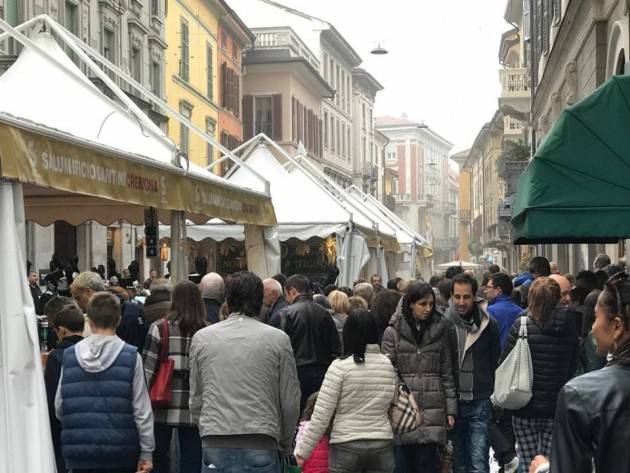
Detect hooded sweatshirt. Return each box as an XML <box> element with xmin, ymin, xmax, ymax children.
<box><xmin>55</xmin><ymin>334</ymin><xmax>155</xmax><ymax>460</ymax></box>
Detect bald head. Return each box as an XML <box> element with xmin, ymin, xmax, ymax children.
<box><xmin>199</xmin><ymin>272</ymin><xmax>225</xmax><ymax>302</ymax></box>
<box><xmin>550</xmin><ymin>274</ymin><xmax>571</xmax><ymax>307</ymax></box>
<box><xmin>263</xmin><ymin>278</ymin><xmax>283</xmax><ymax>307</ymax></box>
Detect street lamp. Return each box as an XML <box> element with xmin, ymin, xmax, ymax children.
<box><xmin>370</xmin><ymin>43</ymin><xmax>388</xmax><ymax>55</ymax></box>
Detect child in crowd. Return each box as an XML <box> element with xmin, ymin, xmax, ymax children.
<box><xmin>295</xmin><ymin>392</ymin><xmax>330</xmax><ymax>473</ymax></box>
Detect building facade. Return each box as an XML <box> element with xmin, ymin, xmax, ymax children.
<box><xmin>376</xmin><ymin>115</ymin><xmax>458</xmax><ymax>265</ymax></box>
<box><xmin>351</xmin><ymin>67</ymin><xmax>383</xmax><ymax>195</ymax></box>
<box><xmin>217</xmin><ymin>4</ymin><xmax>254</xmax><ymax>173</ymax></box>
<box><xmin>241</xmin><ymin>31</ymin><xmax>333</xmax><ymax>160</ymax></box>
<box><xmin>165</xmin><ymin>0</ymin><xmax>222</xmax><ymax>168</ymax></box>
<box><xmin>9</xmin><ymin>0</ymin><xmax>167</xmax><ymax>274</ymax></box>
<box><xmin>451</xmin><ymin>149</ymin><xmax>471</xmax><ymax>262</ymax></box>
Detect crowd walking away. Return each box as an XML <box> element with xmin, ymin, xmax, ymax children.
<box><xmin>36</xmin><ymin>253</ymin><xmax>630</xmax><ymax>473</ymax></box>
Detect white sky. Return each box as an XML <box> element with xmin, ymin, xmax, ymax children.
<box><xmin>273</xmin><ymin>0</ymin><xmax>511</xmax><ymax>154</ymax></box>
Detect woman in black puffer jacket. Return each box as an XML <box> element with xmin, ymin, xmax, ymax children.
<box><xmin>501</xmin><ymin>277</ymin><xmax>579</xmax><ymax>473</ymax></box>
<box><xmin>382</xmin><ymin>282</ymin><xmax>457</xmax><ymax>473</ymax></box>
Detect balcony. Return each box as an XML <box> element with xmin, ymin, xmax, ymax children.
<box><xmin>459</xmin><ymin>209</ymin><xmax>471</xmax><ymax>223</ymax></box>
<box><xmin>443</xmin><ymin>201</ymin><xmax>457</xmax><ymax>215</ymax></box>
<box><xmin>498</xmin><ymin>68</ymin><xmax>530</xmax><ymax>119</ymax></box>
<box><xmin>434</xmin><ymin>237</ymin><xmax>459</xmax><ymax>251</ymax></box>
<box><xmin>498</xmin><ymin>196</ymin><xmax>515</xmax><ymax>220</ymax></box>
<box><xmin>253</xmin><ymin>27</ymin><xmax>320</xmax><ymax>70</ymax></box>
<box><xmin>503</xmin><ymin>115</ymin><xmax>526</xmax><ymax>136</ymax></box>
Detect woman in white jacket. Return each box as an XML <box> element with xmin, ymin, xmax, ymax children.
<box><xmin>294</xmin><ymin>309</ymin><xmax>397</xmax><ymax>473</ymax></box>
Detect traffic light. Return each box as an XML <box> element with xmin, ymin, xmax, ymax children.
<box><xmin>144</xmin><ymin>208</ymin><xmax>158</xmax><ymax>258</ymax></box>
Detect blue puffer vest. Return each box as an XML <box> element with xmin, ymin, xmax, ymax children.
<box><xmin>60</xmin><ymin>343</ymin><xmax>140</xmax><ymax>470</ymax></box>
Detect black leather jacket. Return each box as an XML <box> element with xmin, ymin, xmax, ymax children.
<box><xmin>550</xmin><ymin>362</ymin><xmax>630</xmax><ymax>473</ymax></box>
<box><xmin>282</xmin><ymin>294</ymin><xmax>341</xmax><ymax>368</ymax></box>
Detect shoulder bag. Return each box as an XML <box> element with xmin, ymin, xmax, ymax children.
<box><xmin>388</xmin><ymin>326</ymin><xmax>422</xmax><ymax>434</ymax></box>
<box><xmin>492</xmin><ymin>316</ymin><xmax>533</xmax><ymax>409</ymax></box>
<box><xmin>149</xmin><ymin>319</ymin><xmax>174</xmax><ymax>407</ymax></box>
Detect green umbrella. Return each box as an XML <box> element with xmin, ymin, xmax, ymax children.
<box><xmin>512</xmin><ymin>75</ymin><xmax>630</xmax><ymax>244</ymax></box>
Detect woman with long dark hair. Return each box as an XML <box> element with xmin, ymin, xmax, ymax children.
<box><xmin>501</xmin><ymin>277</ymin><xmax>578</xmax><ymax>473</ymax></box>
<box><xmin>381</xmin><ymin>282</ymin><xmax>456</xmax><ymax>473</ymax></box>
<box><xmin>529</xmin><ymin>271</ymin><xmax>630</xmax><ymax>473</ymax></box>
<box><xmin>143</xmin><ymin>280</ymin><xmax>207</xmax><ymax>473</ymax></box>
<box><xmin>294</xmin><ymin>309</ymin><xmax>397</xmax><ymax>473</ymax></box>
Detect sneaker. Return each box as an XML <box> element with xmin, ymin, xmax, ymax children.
<box><xmin>504</xmin><ymin>456</ymin><xmax>519</xmax><ymax>473</ymax></box>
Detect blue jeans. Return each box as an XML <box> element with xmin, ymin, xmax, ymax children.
<box><xmin>452</xmin><ymin>399</ymin><xmax>492</xmax><ymax>473</ymax></box>
<box><xmin>202</xmin><ymin>448</ymin><xmax>280</xmax><ymax>473</ymax></box>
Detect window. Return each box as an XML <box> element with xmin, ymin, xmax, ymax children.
<box><xmin>336</xmin><ymin>120</ymin><xmax>341</xmax><ymax>156</ymax></box>
<box><xmin>65</xmin><ymin>1</ymin><xmax>78</xmax><ymax>34</ymax></box>
<box><xmin>151</xmin><ymin>0</ymin><xmax>158</xmax><ymax>16</ymax></box>
<box><xmin>362</xmin><ymin>103</ymin><xmax>366</xmax><ymax>128</ymax></box>
<box><xmin>206</xmin><ymin>117</ymin><xmax>216</xmax><ymax>166</ymax></box>
<box><xmin>323</xmin><ymin>53</ymin><xmax>328</xmax><ymax>81</ymax></box>
<box><xmin>221</xmin><ymin>31</ymin><xmax>227</xmax><ymax>50</ymax></box>
<box><xmin>347</xmin><ymin>127</ymin><xmax>351</xmax><ymax>161</ymax></box>
<box><xmin>231</xmin><ymin>39</ymin><xmax>238</xmax><ymax>60</ymax></box>
<box><xmin>179</xmin><ymin>19</ymin><xmax>189</xmax><ymax>82</ymax></box>
<box><xmin>341</xmin><ymin>123</ymin><xmax>346</xmax><ymax>157</ymax></box>
<box><xmin>331</xmin><ymin>116</ymin><xmax>336</xmax><ymax>152</ymax></box>
<box><xmin>346</xmin><ymin>76</ymin><xmax>351</xmax><ymax>113</ymax></box>
<box><xmin>130</xmin><ymin>47</ymin><xmax>141</xmax><ymax>82</ymax></box>
<box><xmin>329</xmin><ymin>58</ymin><xmax>334</xmax><ymax>87</ymax></box>
<box><xmin>341</xmin><ymin>71</ymin><xmax>346</xmax><ymax>109</ymax></box>
<box><xmin>336</xmin><ymin>65</ymin><xmax>340</xmax><ymax>106</ymax></box>
<box><xmin>206</xmin><ymin>45</ymin><xmax>213</xmax><ymax>100</ymax></box>
<box><xmin>323</xmin><ymin>111</ymin><xmax>328</xmax><ymax>149</ymax></box>
<box><xmin>254</xmin><ymin>96</ymin><xmax>273</xmax><ymax>136</ymax></box>
<box><xmin>103</xmin><ymin>28</ymin><xmax>115</xmax><ymax>62</ymax></box>
<box><xmin>150</xmin><ymin>61</ymin><xmax>161</xmax><ymax>96</ymax></box>
<box><xmin>179</xmin><ymin>103</ymin><xmax>192</xmax><ymax>157</ymax></box>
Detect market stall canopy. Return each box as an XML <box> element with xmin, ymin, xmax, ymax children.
<box><xmin>345</xmin><ymin>185</ymin><xmax>432</xmax><ymax>256</ymax></box>
<box><xmin>437</xmin><ymin>260</ymin><xmax>482</xmax><ymax>270</ymax></box>
<box><xmin>0</xmin><ymin>32</ymin><xmax>275</xmax><ymax>226</ymax></box>
<box><xmin>512</xmin><ymin>75</ymin><xmax>630</xmax><ymax>244</ymax></box>
<box><xmin>179</xmin><ymin>142</ymin><xmax>398</xmax><ymax>248</ymax></box>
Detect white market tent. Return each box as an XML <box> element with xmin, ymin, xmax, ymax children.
<box><xmin>162</xmin><ymin>136</ymin><xmax>387</xmax><ymax>285</ymax></box>
<box><xmin>437</xmin><ymin>260</ymin><xmax>482</xmax><ymax>270</ymax></box>
<box><xmin>0</xmin><ymin>16</ymin><xmax>277</xmax><ymax>473</ymax></box>
<box><xmin>345</xmin><ymin>185</ymin><xmax>433</xmax><ymax>278</ymax></box>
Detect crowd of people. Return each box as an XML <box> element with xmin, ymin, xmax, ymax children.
<box><xmin>33</xmin><ymin>252</ymin><xmax>630</xmax><ymax>473</ymax></box>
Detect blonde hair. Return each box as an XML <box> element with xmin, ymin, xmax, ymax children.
<box><xmin>70</xmin><ymin>271</ymin><xmax>105</xmax><ymax>292</ymax></box>
<box><xmin>528</xmin><ymin>277</ymin><xmax>561</xmax><ymax>323</ymax></box>
<box><xmin>328</xmin><ymin>290</ymin><xmax>350</xmax><ymax>314</ymax></box>
<box><xmin>348</xmin><ymin>296</ymin><xmax>368</xmax><ymax>311</ymax></box>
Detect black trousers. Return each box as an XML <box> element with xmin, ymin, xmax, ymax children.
<box><xmin>297</xmin><ymin>365</ymin><xmax>327</xmax><ymax>411</ymax></box>
<box><xmin>394</xmin><ymin>443</ymin><xmax>440</xmax><ymax>473</ymax></box>
<box><xmin>489</xmin><ymin>407</ymin><xmax>516</xmax><ymax>468</ymax></box>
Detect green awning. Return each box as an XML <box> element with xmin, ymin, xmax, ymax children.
<box><xmin>512</xmin><ymin>75</ymin><xmax>630</xmax><ymax>244</ymax></box>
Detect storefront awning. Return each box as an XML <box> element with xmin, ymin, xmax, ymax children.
<box><xmin>512</xmin><ymin>75</ymin><xmax>630</xmax><ymax>244</ymax></box>
<box><xmin>0</xmin><ymin>31</ymin><xmax>275</xmax><ymax>227</ymax></box>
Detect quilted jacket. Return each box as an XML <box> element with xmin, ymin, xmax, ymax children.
<box><xmin>294</xmin><ymin>344</ymin><xmax>396</xmax><ymax>459</ymax></box>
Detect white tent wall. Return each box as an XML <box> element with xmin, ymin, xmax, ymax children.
<box><xmin>244</xmin><ymin>224</ymin><xmax>281</xmax><ymax>279</ymax></box>
<box><xmin>0</xmin><ymin>182</ymin><xmax>55</xmax><ymax>473</ymax></box>
<box><xmin>337</xmin><ymin>230</ymin><xmax>370</xmax><ymax>287</ymax></box>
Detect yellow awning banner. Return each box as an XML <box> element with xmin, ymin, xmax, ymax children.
<box><xmin>0</xmin><ymin>123</ymin><xmax>276</xmax><ymax>226</ymax></box>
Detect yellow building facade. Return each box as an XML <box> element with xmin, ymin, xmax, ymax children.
<box><xmin>165</xmin><ymin>0</ymin><xmax>221</xmax><ymax>168</ymax></box>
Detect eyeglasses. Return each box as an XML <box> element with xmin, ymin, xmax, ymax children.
<box><xmin>605</xmin><ymin>271</ymin><xmax>629</xmax><ymax>317</ymax></box>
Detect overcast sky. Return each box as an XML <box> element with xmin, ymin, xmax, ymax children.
<box><xmin>275</xmin><ymin>0</ymin><xmax>510</xmax><ymax>155</ymax></box>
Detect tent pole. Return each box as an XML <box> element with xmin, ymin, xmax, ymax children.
<box><xmin>40</xmin><ymin>17</ymin><xmax>270</xmax><ymax>194</ymax></box>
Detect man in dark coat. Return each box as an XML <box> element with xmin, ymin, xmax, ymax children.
<box><xmin>44</xmin><ymin>303</ymin><xmax>84</xmax><ymax>473</ymax></box>
<box><xmin>29</xmin><ymin>271</ymin><xmax>43</xmax><ymax>314</ymax></box>
<box><xmin>263</xmin><ymin>278</ymin><xmax>288</xmax><ymax>327</ymax></box>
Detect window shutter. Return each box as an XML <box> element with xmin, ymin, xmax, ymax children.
<box><xmin>291</xmin><ymin>97</ymin><xmax>296</xmax><ymax>143</ymax></box>
<box><xmin>297</xmin><ymin>101</ymin><xmax>303</xmax><ymax>143</ymax></box>
<box><xmin>234</xmin><ymin>71</ymin><xmax>240</xmax><ymax>118</ymax></box>
<box><xmin>221</xmin><ymin>62</ymin><xmax>228</xmax><ymax>107</ymax></box>
<box><xmin>317</xmin><ymin>117</ymin><xmax>322</xmax><ymax>157</ymax></box>
<box><xmin>242</xmin><ymin>95</ymin><xmax>254</xmax><ymax>140</ymax></box>
<box><xmin>272</xmin><ymin>94</ymin><xmax>282</xmax><ymax>140</ymax></box>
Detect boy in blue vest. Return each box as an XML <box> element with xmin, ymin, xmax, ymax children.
<box><xmin>55</xmin><ymin>291</ymin><xmax>154</xmax><ymax>473</ymax></box>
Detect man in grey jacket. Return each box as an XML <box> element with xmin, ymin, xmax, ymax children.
<box><xmin>189</xmin><ymin>270</ymin><xmax>301</xmax><ymax>472</ymax></box>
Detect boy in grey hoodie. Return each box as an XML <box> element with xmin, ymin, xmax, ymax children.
<box><xmin>55</xmin><ymin>291</ymin><xmax>154</xmax><ymax>473</ymax></box>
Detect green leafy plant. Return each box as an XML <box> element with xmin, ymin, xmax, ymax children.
<box><xmin>496</xmin><ymin>139</ymin><xmax>530</xmax><ymax>179</ymax></box>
